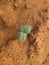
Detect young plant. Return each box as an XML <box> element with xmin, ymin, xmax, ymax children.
<box><xmin>18</xmin><ymin>25</ymin><xmax>32</xmax><ymax>42</ymax></box>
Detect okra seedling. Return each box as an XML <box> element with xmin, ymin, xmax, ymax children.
<box><xmin>18</xmin><ymin>25</ymin><xmax>32</xmax><ymax>42</ymax></box>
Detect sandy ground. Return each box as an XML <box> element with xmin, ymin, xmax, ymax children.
<box><xmin>0</xmin><ymin>0</ymin><xmax>49</xmax><ymax>65</ymax></box>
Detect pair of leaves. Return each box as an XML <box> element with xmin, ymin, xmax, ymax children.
<box><xmin>18</xmin><ymin>25</ymin><xmax>32</xmax><ymax>42</ymax></box>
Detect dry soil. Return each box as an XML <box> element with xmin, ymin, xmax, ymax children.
<box><xmin>0</xmin><ymin>0</ymin><xmax>49</xmax><ymax>65</ymax></box>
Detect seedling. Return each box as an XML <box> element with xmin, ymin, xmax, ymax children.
<box><xmin>18</xmin><ymin>25</ymin><xmax>32</xmax><ymax>42</ymax></box>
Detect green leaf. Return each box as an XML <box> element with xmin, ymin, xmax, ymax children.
<box><xmin>20</xmin><ymin>25</ymin><xmax>32</xmax><ymax>34</ymax></box>
<box><xmin>18</xmin><ymin>32</ymin><xmax>27</xmax><ymax>42</ymax></box>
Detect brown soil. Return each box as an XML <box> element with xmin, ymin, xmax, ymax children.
<box><xmin>0</xmin><ymin>0</ymin><xmax>49</xmax><ymax>65</ymax></box>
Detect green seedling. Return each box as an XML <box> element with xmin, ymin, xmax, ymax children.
<box><xmin>18</xmin><ymin>25</ymin><xmax>32</xmax><ymax>42</ymax></box>
<box><xmin>20</xmin><ymin>25</ymin><xmax>32</xmax><ymax>34</ymax></box>
<box><xmin>18</xmin><ymin>32</ymin><xmax>27</xmax><ymax>42</ymax></box>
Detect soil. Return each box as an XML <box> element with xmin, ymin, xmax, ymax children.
<box><xmin>0</xmin><ymin>0</ymin><xmax>49</xmax><ymax>65</ymax></box>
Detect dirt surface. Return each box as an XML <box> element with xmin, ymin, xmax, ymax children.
<box><xmin>0</xmin><ymin>0</ymin><xmax>49</xmax><ymax>65</ymax></box>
